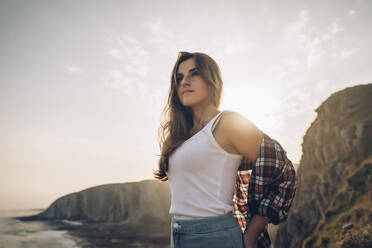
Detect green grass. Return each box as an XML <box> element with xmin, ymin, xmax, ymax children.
<box><xmin>303</xmin><ymin>159</ymin><xmax>372</xmax><ymax>248</ymax></box>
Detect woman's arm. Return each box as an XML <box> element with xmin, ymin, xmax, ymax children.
<box><xmin>243</xmin><ymin>214</ymin><xmax>269</xmax><ymax>247</ymax></box>
<box><xmin>247</xmin><ymin>133</ymin><xmax>297</xmax><ymax>225</ymax></box>
<box><xmin>224</xmin><ymin>111</ymin><xmax>297</xmax><ymax>247</ymax></box>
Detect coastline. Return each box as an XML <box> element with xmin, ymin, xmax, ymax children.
<box><xmin>3</xmin><ymin>208</ymin><xmax>171</xmax><ymax>248</ymax></box>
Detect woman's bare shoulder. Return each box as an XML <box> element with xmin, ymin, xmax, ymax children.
<box><xmin>220</xmin><ymin>110</ymin><xmax>263</xmax><ymax>161</ymax></box>
<box><xmin>221</xmin><ymin>110</ymin><xmax>258</xmax><ymax>129</ymax></box>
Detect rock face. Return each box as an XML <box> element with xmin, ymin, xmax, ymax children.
<box><xmin>275</xmin><ymin>83</ymin><xmax>372</xmax><ymax>247</ymax></box>
<box><xmin>19</xmin><ymin>180</ymin><xmax>173</xmax><ymax>247</ymax></box>
<box><xmin>21</xmin><ymin>179</ymin><xmax>171</xmax><ymax>229</ymax></box>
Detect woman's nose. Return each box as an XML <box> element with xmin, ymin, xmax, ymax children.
<box><xmin>181</xmin><ymin>75</ymin><xmax>191</xmax><ymax>86</ymax></box>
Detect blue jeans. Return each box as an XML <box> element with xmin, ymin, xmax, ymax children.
<box><xmin>170</xmin><ymin>212</ymin><xmax>245</xmax><ymax>248</ymax></box>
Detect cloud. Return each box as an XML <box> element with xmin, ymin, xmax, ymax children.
<box><xmin>145</xmin><ymin>17</ymin><xmax>164</xmax><ymax>35</ymax></box>
<box><xmin>270</xmin><ymin>64</ymin><xmax>288</xmax><ymax>81</ymax></box>
<box><xmin>142</xmin><ymin>17</ymin><xmax>192</xmax><ymax>55</ymax></box>
<box><xmin>284</xmin><ymin>9</ymin><xmax>309</xmax><ymax>40</ymax></box>
<box><xmin>101</xmin><ymin>29</ymin><xmax>150</xmax><ymax>99</ymax></box>
<box><xmin>283</xmin><ymin>9</ymin><xmax>323</xmax><ymax>69</ymax></box>
<box><xmin>222</xmin><ymin>27</ymin><xmax>256</xmax><ymax>55</ymax></box>
<box><xmin>66</xmin><ymin>66</ymin><xmax>81</xmax><ymax>73</ymax></box>
<box><xmin>282</xmin><ymin>10</ymin><xmax>343</xmax><ymax>69</ymax></box>
<box><xmin>143</xmin><ymin>17</ymin><xmax>174</xmax><ymax>45</ymax></box>
<box><xmin>282</xmin><ymin>87</ymin><xmax>318</xmax><ymax>117</ymax></box>
<box><xmin>316</xmin><ymin>79</ymin><xmax>330</xmax><ymax>92</ymax></box>
<box><xmin>107</xmin><ymin>33</ymin><xmax>148</xmax><ymax>61</ymax></box>
<box><xmin>348</xmin><ymin>9</ymin><xmax>356</xmax><ymax>15</ymax></box>
<box><xmin>143</xmin><ymin>16</ymin><xmax>256</xmax><ymax>58</ymax></box>
<box><xmin>108</xmin><ymin>49</ymin><xmax>123</xmax><ymax>60</ymax></box>
<box><xmin>272</xmin><ymin>10</ymin><xmax>353</xmax><ymax>118</ymax></box>
<box><xmin>331</xmin><ymin>20</ymin><xmax>344</xmax><ymax>34</ymax></box>
<box><xmin>283</xmin><ymin>10</ymin><xmax>347</xmax><ymax>70</ymax></box>
<box><xmin>340</xmin><ymin>48</ymin><xmax>357</xmax><ymax>59</ymax></box>
<box><xmin>102</xmin><ymin>69</ymin><xmax>146</xmax><ymax>98</ymax></box>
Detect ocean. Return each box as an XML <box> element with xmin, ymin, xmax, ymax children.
<box><xmin>0</xmin><ymin>209</ymin><xmax>170</xmax><ymax>248</ymax></box>
<box><xmin>0</xmin><ymin>209</ymin><xmax>83</xmax><ymax>248</ymax></box>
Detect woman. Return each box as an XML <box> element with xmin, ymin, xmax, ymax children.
<box><xmin>153</xmin><ymin>51</ymin><xmax>297</xmax><ymax>248</ymax></box>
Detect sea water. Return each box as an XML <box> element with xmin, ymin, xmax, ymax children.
<box><xmin>0</xmin><ymin>209</ymin><xmax>82</xmax><ymax>248</ymax></box>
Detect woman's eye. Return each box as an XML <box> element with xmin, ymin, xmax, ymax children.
<box><xmin>192</xmin><ymin>71</ymin><xmax>199</xmax><ymax>76</ymax></box>
<box><xmin>176</xmin><ymin>77</ymin><xmax>182</xmax><ymax>84</ymax></box>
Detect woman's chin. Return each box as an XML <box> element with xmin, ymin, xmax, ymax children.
<box><xmin>182</xmin><ymin>103</ymin><xmax>193</xmax><ymax>107</ymax></box>
<box><xmin>181</xmin><ymin>99</ymin><xmax>205</xmax><ymax>107</ymax></box>
<box><xmin>181</xmin><ymin>99</ymin><xmax>192</xmax><ymax>105</ymax></box>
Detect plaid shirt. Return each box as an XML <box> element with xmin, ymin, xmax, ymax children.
<box><xmin>231</xmin><ymin>132</ymin><xmax>297</xmax><ymax>248</ymax></box>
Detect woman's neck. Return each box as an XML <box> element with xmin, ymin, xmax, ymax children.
<box><xmin>191</xmin><ymin>106</ymin><xmax>220</xmax><ymax>131</ymax></box>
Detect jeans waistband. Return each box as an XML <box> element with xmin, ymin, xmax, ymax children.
<box><xmin>171</xmin><ymin>211</ymin><xmax>238</xmax><ymax>234</ymax></box>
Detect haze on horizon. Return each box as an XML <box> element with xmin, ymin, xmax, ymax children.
<box><xmin>0</xmin><ymin>0</ymin><xmax>371</xmax><ymax>210</ymax></box>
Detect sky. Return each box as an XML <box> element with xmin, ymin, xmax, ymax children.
<box><xmin>0</xmin><ymin>0</ymin><xmax>371</xmax><ymax>210</ymax></box>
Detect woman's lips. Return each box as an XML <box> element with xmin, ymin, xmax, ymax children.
<box><xmin>183</xmin><ymin>90</ymin><xmax>194</xmax><ymax>95</ymax></box>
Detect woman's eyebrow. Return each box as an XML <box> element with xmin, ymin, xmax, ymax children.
<box><xmin>177</xmin><ymin>67</ymin><xmax>197</xmax><ymax>76</ymax></box>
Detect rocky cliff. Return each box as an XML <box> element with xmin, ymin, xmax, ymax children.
<box><xmin>275</xmin><ymin>83</ymin><xmax>372</xmax><ymax>248</ymax></box>
<box><xmin>27</xmin><ymin>179</ymin><xmax>170</xmax><ymax>224</ymax></box>
<box><xmin>18</xmin><ymin>179</ymin><xmax>172</xmax><ymax>247</ymax></box>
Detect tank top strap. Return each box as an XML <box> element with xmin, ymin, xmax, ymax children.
<box><xmin>205</xmin><ymin>110</ymin><xmax>224</xmax><ymax>132</ymax></box>
<box><xmin>211</xmin><ymin>110</ymin><xmax>226</xmax><ymax>132</ymax></box>
<box><xmin>203</xmin><ymin>110</ymin><xmax>242</xmax><ymax>158</ymax></box>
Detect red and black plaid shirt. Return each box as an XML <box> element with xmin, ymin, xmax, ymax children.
<box><xmin>231</xmin><ymin>132</ymin><xmax>297</xmax><ymax>248</ymax></box>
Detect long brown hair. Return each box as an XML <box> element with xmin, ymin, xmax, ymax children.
<box><xmin>152</xmin><ymin>51</ymin><xmax>224</xmax><ymax>182</ymax></box>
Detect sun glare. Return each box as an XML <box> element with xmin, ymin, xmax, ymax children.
<box><xmin>221</xmin><ymin>85</ymin><xmax>285</xmax><ymax>134</ymax></box>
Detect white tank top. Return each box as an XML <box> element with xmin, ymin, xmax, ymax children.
<box><xmin>166</xmin><ymin>110</ymin><xmax>243</xmax><ymax>220</ymax></box>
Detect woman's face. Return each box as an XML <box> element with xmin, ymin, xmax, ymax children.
<box><xmin>176</xmin><ymin>58</ymin><xmax>211</xmax><ymax>108</ymax></box>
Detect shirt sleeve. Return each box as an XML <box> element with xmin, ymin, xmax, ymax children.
<box><xmin>247</xmin><ymin>132</ymin><xmax>297</xmax><ymax>225</ymax></box>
